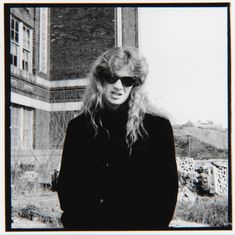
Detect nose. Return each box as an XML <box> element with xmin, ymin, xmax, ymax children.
<box><xmin>113</xmin><ymin>79</ymin><xmax>123</xmax><ymax>90</ymax></box>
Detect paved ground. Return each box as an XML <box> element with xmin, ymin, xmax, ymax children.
<box><xmin>170</xmin><ymin>219</ymin><xmax>208</xmax><ymax>227</ymax></box>
<box><xmin>12</xmin><ymin>217</ymin><xmax>207</xmax><ymax>229</ymax></box>
<box><xmin>12</xmin><ymin>217</ymin><xmax>53</xmax><ymax>228</ymax></box>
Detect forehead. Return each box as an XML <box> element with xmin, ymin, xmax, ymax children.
<box><xmin>114</xmin><ymin>65</ymin><xmax>133</xmax><ymax>77</ymax></box>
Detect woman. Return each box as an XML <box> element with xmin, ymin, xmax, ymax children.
<box><xmin>57</xmin><ymin>47</ymin><xmax>178</xmax><ymax>230</ymax></box>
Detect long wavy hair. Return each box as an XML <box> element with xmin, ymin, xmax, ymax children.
<box><xmin>81</xmin><ymin>47</ymin><xmax>149</xmax><ymax>148</ymax></box>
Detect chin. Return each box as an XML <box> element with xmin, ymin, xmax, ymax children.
<box><xmin>111</xmin><ymin>100</ymin><xmax>124</xmax><ymax>106</ymax></box>
<box><xmin>105</xmin><ymin>96</ymin><xmax>127</xmax><ymax>108</ymax></box>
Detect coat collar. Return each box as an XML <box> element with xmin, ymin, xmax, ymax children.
<box><xmin>98</xmin><ymin>100</ymin><xmax>129</xmax><ymax>132</ymax></box>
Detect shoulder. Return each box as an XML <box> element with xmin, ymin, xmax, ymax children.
<box><xmin>143</xmin><ymin>113</ymin><xmax>174</xmax><ymax>138</ymax></box>
<box><xmin>68</xmin><ymin>112</ymin><xmax>87</xmax><ymax>125</ymax></box>
<box><xmin>144</xmin><ymin>112</ymin><xmax>172</xmax><ymax>128</ymax></box>
<box><xmin>66</xmin><ymin>112</ymin><xmax>90</xmax><ymax>132</ymax></box>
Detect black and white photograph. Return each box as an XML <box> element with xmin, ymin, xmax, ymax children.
<box><xmin>2</xmin><ymin>1</ymin><xmax>232</xmax><ymax>232</ymax></box>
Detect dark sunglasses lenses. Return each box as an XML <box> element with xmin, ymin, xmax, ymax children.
<box><xmin>121</xmin><ymin>77</ymin><xmax>136</xmax><ymax>87</ymax></box>
<box><xmin>105</xmin><ymin>76</ymin><xmax>136</xmax><ymax>87</ymax></box>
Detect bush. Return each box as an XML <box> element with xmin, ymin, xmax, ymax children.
<box><xmin>12</xmin><ymin>203</ymin><xmax>62</xmax><ymax>228</ymax></box>
<box><xmin>174</xmin><ymin>196</ymin><xmax>228</xmax><ymax>227</ymax></box>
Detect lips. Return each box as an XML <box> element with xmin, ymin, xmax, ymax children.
<box><xmin>111</xmin><ymin>91</ymin><xmax>122</xmax><ymax>96</ymax></box>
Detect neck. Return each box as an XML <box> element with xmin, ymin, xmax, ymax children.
<box><xmin>104</xmin><ymin>100</ymin><xmax>130</xmax><ymax>114</ymax></box>
<box><xmin>103</xmin><ymin>100</ymin><xmax>120</xmax><ymax>111</ymax></box>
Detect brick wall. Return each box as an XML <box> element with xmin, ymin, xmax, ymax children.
<box><xmin>50</xmin><ymin>7</ymin><xmax>115</xmax><ymax>81</ymax></box>
<box><xmin>11</xmin><ymin>75</ymin><xmax>50</xmax><ymax>102</ymax></box>
<box><xmin>50</xmin><ymin>87</ymin><xmax>85</xmax><ymax>103</ymax></box>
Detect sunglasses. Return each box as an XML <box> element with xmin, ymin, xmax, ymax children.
<box><xmin>104</xmin><ymin>75</ymin><xmax>137</xmax><ymax>87</ymax></box>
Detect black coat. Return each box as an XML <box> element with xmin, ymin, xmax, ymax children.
<box><xmin>57</xmin><ymin>107</ymin><xmax>178</xmax><ymax>230</ymax></box>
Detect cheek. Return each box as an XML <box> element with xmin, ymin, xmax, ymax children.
<box><xmin>103</xmin><ymin>83</ymin><xmax>111</xmax><ymax>94</ymax></box>
<box><xmin>103</xmin><ymin>82</ymin><xmax>112</xmax><ymax>90</ymax></box>
<box><xmin>124</xmin><ymin>87</ymin><xmax>133</xmax><ymax>96</ymax></box>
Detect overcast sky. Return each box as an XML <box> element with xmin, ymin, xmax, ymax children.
<box><xmin>138</xmin><ymin>7</ymin><xmax>228</xmax><ymax>127</ymax></box>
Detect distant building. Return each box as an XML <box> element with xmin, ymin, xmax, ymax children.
<box><xmin>9</xmin><ymin>6</ymin><xmax>138</xmax><ymax>169</ymax></box>
<box><xmin>183</xmin><ymin>121</ymin><xmax>194</xmax><ymax>127</ymax></box>
<box><xmin>196</xmin><ymin>120</ymin><xmax>215</xmax><ymax>128</ymax></box>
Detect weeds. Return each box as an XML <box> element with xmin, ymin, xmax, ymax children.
<box><xmin>174</xmin><ymin>195</ymin><xmax>228</xmax><ymax>227</ymax></box>
<box><xmin>12</xmin><ymin>203</ymin><xmax>62</xmax><ymax>228</ymax></box>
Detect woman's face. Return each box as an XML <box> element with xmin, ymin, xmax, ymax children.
<box><xmin>102</xmin><ymin>68</ymin><xmax>134</xmax><ymax>110</ymax></box>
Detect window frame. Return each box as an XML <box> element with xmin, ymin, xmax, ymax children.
<box><xmin>10</xmin><ymin>15</ymin><xmax>33</xmax><ymax>74</ymax></box>
<box><xmin>11</xmin><ymin>105</ymin><xmax>34</xmax><ymax>150</ymax></box>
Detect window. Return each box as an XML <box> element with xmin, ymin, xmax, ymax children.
<box><xmin>23</xmin><ymin>25</ymin><xmax>30</xmax><ymax>50</ymax></box>
<box><xmin>10</xmin><ymin>43</ymin><xmax>18</xmax><ymax>66</ymax></box>
<box><xmin>11</xmin><ymin>17</ymin><xmax>19</xmax><ymax>43</ymax></box>
<box><xmin>10</xmin><ymin>16</ymin><xmax>32</xmax><ymax>73</ymax></box>
<box><xmin>22</xmin><ymin>49</ymin><xmax>29</xmax><ymax>71</ymax></box>
<box><xmin>11</xmin><ymin>105</ymin><xmax>33</xmax><ymax>150</ymax></box>
<box><xmin>11</xmin><ymin>106</ymin><xmax>21</xmax><ymax>149</ymax></box>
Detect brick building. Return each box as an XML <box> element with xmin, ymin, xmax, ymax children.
<box><xmin>9</xmin><ymin>6</ymin><xmax>138</xmax><ymax>171</ymax></box>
